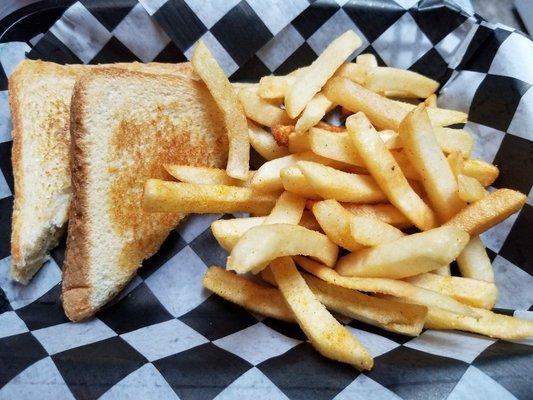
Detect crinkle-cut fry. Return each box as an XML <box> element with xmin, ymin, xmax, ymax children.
<box><xmin>457</xmin><ymin>174</ymin><xmax>488</xmax><ymax>203</ymax></box>
<box><xmin>263</xmin><ymin>191</ymin><xmax>306</xmax><ymax>225</ymax></box>
<box><xmin>270</xmin><ymin>257</ymin><xmax>373</xmax><ymax>370</ymax></box>
<box><xmin>404</xmin><ymin>273</ymin><xmax>498</xmax><ymax>309</ymax></box>
<box><xmin>356</xmin><ymin>53</ymin><xmax>378</xmax><ymax>68</ymax></box>
<box><xmin>298</xmin><ymin>161</ymin><xmax>387</xmax><ymax>203</ymax></box>
<box><xmin>143</xmin><ymin>179</ymin><xmax>277</xmax><ymax>214</ymax></box>
<box><xmin>239</xmin><ymin>86</ymin><xmax>294</xmax><ymax>127</ymax></box>
<box><xmin>456</xmin><ymin>236</ymin><xmax>494</xmax><ymax>283</ymax></box>
<box><xmin>399</xmin><ymin>104</ymin><xmax>466</xmax><ymax>222</ymax></box>
<box><xmin>286</xmin><ymin>31</ymin><xmax>362</xmax><ymax>118</ymax></box>
<box><xmin>324</xmin><ymin>77</ymin><xmax>467</xmax><ymax>130</ymax></box>
<box><xmin>203</xmin><ymin>266</ymin><xmax>293</xmax><ymax>321</ymax></box>
<box><xmin>192</xmin><ymin>41</ymin><xmax>249</xmax><ymax>179</ymax></box>
<box><xmin>365</xmin><ymin>67</ymin><xmax>439</xmax><ymax>98</ymax></box>
<box><xmin>164</xmin><ymin>165</ymin><xmax>253</xmax><ymax>187</ymax></box>
<box><xmin>462</xmin><ymin>159</ymin><xmax>499</xmax><ymax>187</ymax></box>
<box><xmin>444</xmin><ymin>188</ymin><xmax>526</xmax><ymax>236</ymax></box>
<box><xmin>342</xmin><ymin>203</ymin><xmax>413</xmax><ymax>229</ymax></box>
<box><xmin>280</xmin><ymin>166</ymin><xmax>320</xmax><ymax>199</ymax></box>
<box><xmin>227</xmin><ymin>224</ymin><xmax>339</xmax><ymax>274</ymax></box>
<box><xmin>347</xmin><ymin>112</ymin><xmax>438</xmax><ymax>231</ymax></box>
<box><xmin>211</xmin><ymin>217</ymin><xmax>265</xmax><ymax>251</ymax></box>
<box><xmin>248</xmin><ymin>121</ymin><xmax>290</xmax><ymax>160</ymax></box>
<box><xmin>335</xmin><ymin>226</ymin><xmax>469</xmax><ymax>279</ymax></box>
<box><xmin>295</xmin><ymin>256</ymin><xmax>477</xmax><ymax>318</ymax></box>
<box><xmin>271</xmin><ymin>124</ymin><xmax>294</xmax><ymax>146</ymax></box>
<box><xmin>295</xmin><ymin>93</ymin><xmax>335</xmax><ymax>133</ymax></box>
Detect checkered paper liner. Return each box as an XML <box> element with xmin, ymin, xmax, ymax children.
<box><xmin>0</xmin><ymin>0</ymin><xmax>532</xmax><ymax>399</ymax></box>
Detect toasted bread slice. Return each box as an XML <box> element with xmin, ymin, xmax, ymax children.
<box><xmin>9</xmin><ymin>60</ymin><xmax>194</xmax><ymax>284</ymax></box>
<box><xmin>63</xmin><ymin>69</ymin><xmax>227</xmax><ymax>321</ymax></box>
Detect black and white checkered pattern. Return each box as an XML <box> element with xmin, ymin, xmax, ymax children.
<box><xmin>0</xmin><ymin>0</ymin><xmax>532</xmax><ymax>399</ymax></box>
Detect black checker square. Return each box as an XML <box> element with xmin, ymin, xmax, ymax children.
<box><xmin>367</xmin><ymin>345</ymin><xmax>469</xmax><ymax>400</ymax></box>
<box><xmin>291</xmin><ymin>0</ymin><xmax>340</xmax><ymax>40</ymax></box>
<box><xmin>274</xmin><ymin>42</ymin><xmax>317</xmax><ymax>75</ymax></box>
<box><xmin>97</xmin><ymin>282</ymin><xmax>173</xmax><ymax>334</ymax></box>
<box><xmin>52</xmin><ymin>336</ymin><xmax>146</xmax><ymax>400</ymax></box>
<box><xmin>154</xmin><ymin>342</ymin><xmax>252</xmax><ymax>400</ymax></box>
<box><xmin>153</xmin><ymin>0</ymin><xmax>207</xmax><ymax>51</ymax></box>
<box><xmin>50</xmin><ymin>236</ymin><xmax>67</xmax><ymax>269</ymax></box>
<box><xmin>409</xmin><ymin>47</ymin><xmax>449</xmax><ymax>83</ymax></box>
<box><xmin>0</xmin><ymin>287</ymin><xmax>11</xmax><ymax>313</ymax></box>
<box><xmin>499</xmin><ymin>204</ymin><xmax>533</xmax><ymax>275</ymax></box>
<box><xmin>230</xmin><ymin>55</ymin><xmax>271</xmax><ymax>82</ymax></box>
<box><xmin>153</xmin><ymin>41</ymin><xmax>187</xmax><ymax>63</ymax></box>
<box><xmin>492</xmin><ymin>134</ymin><xmax>533</xmax><ymax>195</ymax></box>
<box><xmin>258</xmin><ymin>342</ymin><xmax>359</xmax><ymax>400</ymax></box>
<box><xmin>410</xmin><ymin>0</ymin><xmax>467</xmax><ymax>44</ymax></box>
<box><xmin>0</xmin><ymin>140</ymin><xmax>14</xmax><ymax>193</ymax></box>
<box><xmin>0</xmin><ymin>332</ymin><xmax>48</xmax><ymax>388</ymax></box>
<box><xmin>473</xmin><ymin>340</ymin><xmax>533</xmax><ymax>400</ymax></box>
<box><xmin>15</xmin><ymin>284</ymin><xmax>69</xmax><ymax>331</ymax></box>
<box><xmin>81</xmin><ymin>0</ymin><xmax>137</xmax><ymax>32</ymax></box>
<box><xmin>179</xmin><ymin>295</ymin><xmax>256</xmax><ymax>341</ymax></box>
<box><xmin>469</xmin><ymin>75</ymin><xmax>530</xmax><ymax>132</ymax></box>
<box><xmin>26</xmin><ymin>31</ymin><xmax>83</xmax><ymax>64</ymax></box>
<box><xmin>139</xmin><ymin>230</ymin><xmax>187</xmax><ymax>279</ymax></box>
<box><xmin>90</xmin><ymin>36</ymin><xmax>141</xmax><ymax>64</ymax></box>
<box><xmin>211</xmin><ymin>1</ymin><xmax>273</xmax><ymax>66</ymax></box>
<box><xmin>460</xmin><ymin>28</ymin><xmax>512</xmax><ymax>73</ymax></box>
<box><xmin>344</xmin><ymin>0</ymin><xmax>406</xmax><ymax>43</ymax></box>
<box><xmin>0</xmin><ymin>196</ymin><xmax>13</xmax><ymax>260</ymax></box>
<box><xmin>0</xmin><ymin>64</ymin><xmax>7</xmax><ymax>91</ymax></box>
<box><xmin>261</xmin><ymin>317</ymin><xmax>307</xmax><ymax>341</ymax></box>
<box><xmin>189</xmin><ymin>225</ymin><xmax>228</xmax><ymax>268</ymax></box>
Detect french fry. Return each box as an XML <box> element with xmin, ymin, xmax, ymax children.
<box><xmin>270</xmin><ymin>257</ymin><xmax>373</xmax><ymax>370</ymax></box>
<box><xmin>404</xmin><ymin>273</ymin><xmax>497</xmax><ymax>309</ymax></box>
<box><xmin>192</xmin><ymin>41</ymin><xmax>249</xmax><ymax>179</ymax></box>
<box><xmin>336</xmin><ymin>226</ymin><xmax>469</xmax><ymax>279</ymax></box>
<box><xmin>285</xmin><ymin>31</ymin><xmax>362</xmax><ymax>118</ymax></box>
<box><xmin>457</xmin><ymin>174</ymin><xmax>488</xmax><ymax>202</ymax></box>
<box><xmin>295</xmin><ymin>256</ymin><xmax>476</xmax><ymax>317</ymax></box>
<box><xmin>271</xmin><ymin>124</ymin><xmax>293</xmax><ymax>146</ymax></box>
<box><xmin>263</xmin><ymin>191</ymin><xmax>306</xmax><ymax>225</ymax></box>
<box><xmin>251</xmin><ymin>151</ymin><xmax>346</xmax><ymax>192</ymax></box>
<box><xmin>356</xmin><ymin>53</ymin><xmax>378</xmax><ymax>68</ymax></box>
<box><xmin>456</xmin><ymin>236</ymin><xmax>494</xmax><ymax>282</ymax></box>
<box><xmin>365</xmin><ymin>67</ymin><xmax>439</xmax><ymax>98</ymax></box>
<box><xmin>335</xmin><ymin>63</ymin><xmax>368</xmax><ymax>84</ymax></box>
<box><xmin>280</xmin><ymin>166</ymin><xmax>319</xmax><ymax>199</ymax></box>
<box><xmin>462</xmin><ymin>159</ymin><xmax>499</xmax><ymax>186</ymax></box>
<box><xmin>295</xmin><ymin>93</ymin><xmax>335</xmax><ymax>133</ymax></box>
<box><xmin>315</xmin><ymin>121</ymin><xmax>346</xmax><ymax>132</ymax></box>
<box><xmin>350</xmin><ymin>215</ymin><xmax>404</xmax><ymax>246</ymax></box>
<box><xmin>399</xmin><ymin>104</ymin><xmax>466</xmax><ymax>222</ymax></box>
<box><xmin>434</xmin><ymin>127</ymin><xmax>473</xmax><ymax>158</ymax></box>
<box><xmin>424</xmin><ymin>94</ymin><xmax>437</xmax><ymax>107</ymax></box>
<box><xmin>311</xmin><ymin>200</ymin><xmax>365</xmax><ymax>252</ymax></box>
<box><xmin>447</xmin><ymin>151</ymin><xmax>464</xmax><ymax>178</ymax></box>
<box><xmin>298</xmin><ymin>161</ymin><xmax>387</xmax><ymax>203</ymax></box>
<box><xmin>164</xmin><ymin>165</ymin><xmax>252</xmax><ymax>186</ymax></box>
<box><xmin>309</xmin><ymin>128</ymin><xmax>365</xmax><ymax>166</ymax></box>
<box><xmin>258</xmin><ymin>75</ymin><xmax>294</xmax><ymax>100</ymax></box>
<box><xmin>227</xmin><ymin>224</ymin><xmax>339</xmax><ymax>273</ymax></box>
<box><xmin>211</xmin><ymin>217</ymin><xmax>266</xmax><ymax>251</ymax></box>
<box><xmin>379</xmin><ymin>130</ymin><xmax>401</xmax><ymax>150</ymax></box>
<box><xmin>299</xmin><ymin>210</ymin><xmax>322</xmax><ymax>231</ymax></box>
<box><xmin>343</xmin><ymin>203</ymin><xmax>413</xmax><ymax>228</ymax></box>
<box><xmin>143</xmin><ymin>179</ymin><xmax>277</xmax><ymax>214</ymax></box>
<box><xmin>433</xmin><ymin>266</ymin><xmax>451</xmax><ymax>276</ymax></box>
<box><xmin>381</xmin><ymin>90</ymin><xmax>421</xmax><ymax>99</ymax></box>
<box><xmin>444</xmin><ymin>188</ymin><xmax>526</xmax><ymax>236</ymax></box>
<box><xmin>324</xmin><ymin>77</ymin><xmax>467</xmax><ymax>130</ymax></box>
<box><xmin>239</xmin><ymin>87</ymin><xmax>294</xmax><ymax>127</ymax></box>
<box><xmin>248</xmin><ymin>121</ymin><xmax>290</xmax><ymax>160</ymax></box>
<box><xmin>203</xmin><ymin>266</ymin><xmax>293</xmax><ymax>321</ymax></box>
<box><xmin>288</xmin><ymin>129</ymin><xmax>311</xmax><ymax>153</ymax></box>
<box><xmin>347</xmin><ymin>112</ymin><xmax>438</xmax><ymax>230</ymax></box>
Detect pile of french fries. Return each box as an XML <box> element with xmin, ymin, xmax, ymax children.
<box><xmin>143</xmin><ymin>31</ymin><xmax>531</xmax><ymax>371</ymax></box>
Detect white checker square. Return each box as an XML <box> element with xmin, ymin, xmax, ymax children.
<box><xmin>0</xmin><ymin>90</ymin><xmax>12</xmax><ymax>143</ymax></box>
<box><xmin>335</xmin><ymin>0</ymin><xmax>350</xmax><ymax>6</ymax></box>
<box><xmin>246</xmin><ymin>0</ymin><xmax>308</xmax><ymax>36</ymax></box>
<box><xmin>50</xmin><ymin>2</ymin><xmax>112</xmax><ymax>63</ymax></box>
<box><xmin>507</xmin><ymin>86</ymin><xmax>533</xmax><ymax>141</ymax></box>
<box><xmin>480</xmin><ymin>211</ymin><xmax>518</xmax><ymax>253</ymax></box>
<box><xmin>393</xmin><ymin>0</ymin><xmax>419</xmax><ymax>9</ymax></box>
<box><xmin>464</xmin><ymin>121</ymin><xmax>505</xmax><ymax>163</ymax></box>
<box><xmin>438</xmin><ymin>70</ymin><xmax>485</xmax><ymax>113</ymax></box>
<box><xmin>492</xmin><ymin>255</ymin><xmax>533</xmax><ymax>310</ymax></box>
<box><xmin>489</xmin><ymin>32</ymin><xmax>533</xmax><ymax>85</ymax></box>
<box><xmin>436</xmin><ymin>18</ymin><xmax>478</xmax><ymax>65</ymax></box>
<box><xmin>0</xmin><ymin>357</ymin><xmax>75</xmax><ymax>400</ymax></box>
<box><xmin>101</xmin><ymin>363</ymin><xmax>178</xmax><ymax>400</ymax></box>
<box><xmin>447</xmin><ymin>366</ymin><xmax>517</xmax><ymax>400</ymax></box>
<box><xmin>529</xmin><ymin>186</ymin><xmax>533</xmax><ymax>206</ymax></box>
<box><xmin>214</xmin><ymin>367</ymin><xmax>289</xmax><ymax>400</ymax></box>
<box><xmin>405</xmin><ymin>330</ymin><xmax>495</xmax><ymax>363</ymax></box>
<box><xmin>257</xmin><ymin>24</ymin><xmax>305</xmax><ymax>71</ymax></box>
<box><xmin>0</xmin><ymin>311</ymin><xmax>28</xmax><ymax>339</ymax></box>
<box><xmin>0</xmin><ymin>256</ymin><xmax>61</xmax><ymax>310</ymax></box>
<box><xmin>307</xmin><ymin>9</ymin><xmax>369</xmax><ymax>59</ymax></box>
<box><xmin>183</xmin><ymin>0</ymin><xmax>240</xmax><ymax>29</ymax></box>
<box><xmin>214</xmin><ymin>322</ymin><xmax>301</xmax><ymax>365</ymax></box>
<box><xmin>346</xmin><ymin>326</ymin><xmax>400</xmax><ymax>357</ymax></box>
<box><xmin>0</xmin><ymin>42</ymin><xmax>31</xmax><ymax>78</ymax></box>
<box><xmin>121</xmin><ymin>319</ymin><xmax>208</xmax><ymax>361</ymax></box>
<box><xmin>176</xmin><ymin>212</ymin><xmax>223</xmax><ymax>243</ymax></box>
<box><xmin>139</xmin><ymin>0</ymin><xmax>168</xmax><ymax>16</ymax></box>
<box><xmin>113</xmin><ymin>3</ymin><xmax>171</xmax><ymax>62</ymax></box>
<box><xmin>32</xmin><ymin>319</ymin><xmax>116</xmax><ymax>355</ymax></box>
<box><xmin>184</xmin><ymin>32</ymin><xmax>239</xmax><ymax>76</ymax></box>
<box><xmin>145</xmin><ymin>246</ymin><xmax>209</xmax><ymax>317</ymax></box>
<box><xmin>372</xmin><ymin>13</ymin><xmax>433</xmax><ymax>69</ymax></box>
<box><xmin>0</xmin><ymin>169</ymin><xmax>11</xmax><ymax>199</ymax></box>
<box><xmin>333</xmin><ymin>374</ymin><xmax>401</xmax><ymax>400</ymax></box>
